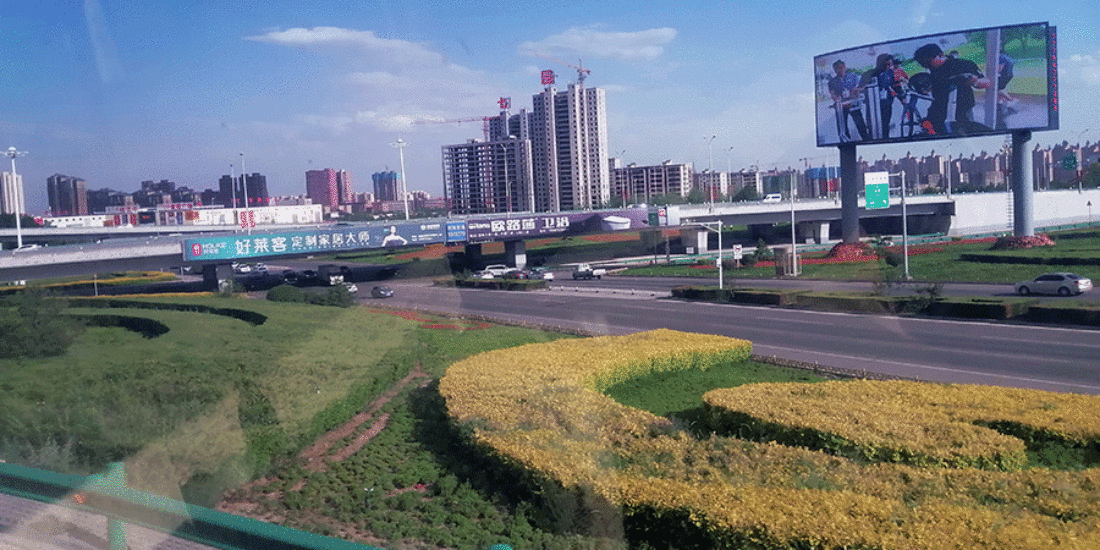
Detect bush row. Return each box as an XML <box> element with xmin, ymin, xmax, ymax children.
<box><xmin>704</xmin><ymin>380</ymin><xmax>1100</xmax><ymax>470</ymax></box>
<box><xmin>67</xmin><ymin>313</ymin><xmax>171</xmax><ymax>338</ymax></box>
<box><xmin>65</xmin><ymin>297</ymin><xmax>268</xmax><ymax>325</ymax></box>
<box><xmin>449</xmin><ymin>278</ymin><xmax>550</xmax><ymax>291</ymax></box>
<box><xmin>672</xmin><ymin>285</ymin><xmax>1100</xmax><ymax>326</ymax></box>
<box><xmin>959</xmin><ymin>253</ymin><xmax>1100</xmax><ymax>266</ymax></box>
<box><xmin>439</xmin><ymin>330</ymin><xmax>1100</xmax><ymax>549</ymax></box>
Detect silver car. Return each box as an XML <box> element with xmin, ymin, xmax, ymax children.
<box><xmin>1015</xmin><ymin>272</ymin><xmax>1092</xmax><ymax>296</ymax></box>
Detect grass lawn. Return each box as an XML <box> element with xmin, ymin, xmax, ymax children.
<box><xmin>622</xmin><ymin>229</ymin><xmax>1100</xmax><ymax>285</ymax></box>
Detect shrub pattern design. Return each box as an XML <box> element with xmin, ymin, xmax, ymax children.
<box><xmin>441</xmin><ymin>330</ymin><xmax>1100</xmax><ymax>549</ymax></box>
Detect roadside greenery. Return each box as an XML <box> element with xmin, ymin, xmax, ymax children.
<box><xmin>623</xmin><ymin>227</ymin><xmax>1100</xmax><ymax>285</ymax></box>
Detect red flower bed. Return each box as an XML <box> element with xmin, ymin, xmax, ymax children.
<box><xmin>990</xmin><ymin>234</ymin><xmax>1056</xmax><ymax>250</ymax></box>
<box><xmin>823</xmin><ymin>242</ymin><xmax>876</xmax><ymax>260</ymax></box>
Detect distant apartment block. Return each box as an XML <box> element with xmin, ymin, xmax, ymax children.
<box><xmin>47</xmin><ymin>173</ymin><xmax>88</xmax><ymax>215</ymax></box>
<box><xmin>1</xmin><ymin>171</ymin><xmax>25</xmax><ymax>216</ymax></box>
<box><xmin>610</xmin><ymin>161</ymin><xmax>693</xmax><ymax>204</ymax></box>
<box><xmin>442</xmin><ymin>138</ymin><xmax>534</xmax><ymax>215</ymax></box>
<box><xmin>372</xmin><ymin>171</ymin><xmax>401</xmax><ymax>202</ymax></box>
<box><xmin>306</xmin><ymin>169</ymin><xmax>351</xmax><ymax>210</ymax></box>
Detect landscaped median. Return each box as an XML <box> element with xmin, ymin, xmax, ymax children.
<box><xmin>671</xmin><ymin>285</ymin><xmax>1100</xmax><ymax>325</ymax></box>
<box><xmin>439</xmin><ymin>329</ymin><xmax>1100</xmax><ymax>549</ymax></box>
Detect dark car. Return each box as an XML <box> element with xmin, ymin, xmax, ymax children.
<box><xmin>282</xmin><ymin>269</ymin><xmax>299</xmax><ymax>283</ymax></box>
<box><xmin>370</xmin><ymin>285</ymin><xmax>394</xmax><ymax>298</ymax></box>
<box><xmin>502</xmin><ymin>269</ymin><xmax>531</xmax><ymax>280</ymax></box>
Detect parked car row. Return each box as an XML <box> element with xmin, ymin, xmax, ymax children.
<box><xmin>473</xmin><ymin>266</ymin><xmax>555</xmax><ymax>281</ymax></box>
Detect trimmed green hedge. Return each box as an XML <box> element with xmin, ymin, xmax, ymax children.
<box><xmin>925</xmin><ymin>297</ymin><xmax>1037</xmax><ymax>319</ymax></box>
<box><xmin>452</xmin><ymin>278</ymin><xmax>549</xmax><ymax>291</ymax></box>
<box><xmin>65</xmin><ymin>297</ymin><xmax>268</xmax><ymax>326</ymax></box>
<box><xmin>67</xmin><ymin>314</ymin><xmax>171</xmax><ymax>338</ymax></box>
<box><xmin>959</xmin><ymin>253</ymin><xmax>1100</xmax><ymax>266</ymax></box>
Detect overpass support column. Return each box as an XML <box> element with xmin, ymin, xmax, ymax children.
<box><xmin>799</xmin><ymin>221</ymin><xmax>830</xmax><ymax>244</ymax></box>
<box><xmin>1011</xmin><ymin>130</ymin><xmax>1034</xmax><ymax>237</ymax></box>
<box><xmin>505</xmin><ymin>240</ymin><xmax>527</xmax><ymax>269</ymax></box>
<box><xmin>839</xmin><ymin>144</ymin><xmax>860</xmax><ymax>243</ymax></box>
<box><xmin>464</xmin><ymin>243</ymin><xmax>483</xmax><ymax>265</ymax></box>
<box><xmin>681</xmin><ymin>227</ymin><xmax>708</xmax><ymax>253</ymax></box>
<box><xmin>201</xmin><ymin>264</ymin><xmax>234</xmax><ymax>293</ymax></box>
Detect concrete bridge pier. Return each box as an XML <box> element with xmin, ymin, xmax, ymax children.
<box><xmin>681</xmin><ymin>227</ymin><xmax>708</xmax><ymax>253</ymax></box>
<box><xmin>505</xmin><ymin>240</ymin><xmax>527</xmax><ymax>269</ymax></box>
<box><xmin>201</xmin><ymin>263</ymin><xmax>234</xmax><ymax>292</ymax></box>
<box><xmin>798</xmin><ymin>221</ymin><xmax>831</xmax><ymax>244</ymax></box>
<box><xmin>464</xmin><ymin>243</ymin><xmax>483</xmax><ymax>265</ymax></box>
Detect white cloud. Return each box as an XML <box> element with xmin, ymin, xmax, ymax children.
<box><xmin>1067</xmin><ymin>51</ymin><xmax>1100</xmax><ymax>86</ymax></box>
<box><xmin>519</xmin><ymin>26</ymin><xmax>677</xmax><ymax>61</ymax></box>
<box><xmin>246</xmin><ymin>27</ymin><xmax>445</xmax><ymax>67</ymax></box>
<box><xmin>83</xmin><ymin>0</ymin><xmax>124</xmax><ymax>83</ymax></box>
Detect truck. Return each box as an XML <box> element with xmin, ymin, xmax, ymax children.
<box><xmin>572</xmin><ymin>263</ymin><xmax>607</xmax><ymax>280</ymax></box>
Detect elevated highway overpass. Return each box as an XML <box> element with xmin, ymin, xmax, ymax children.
<box><xmin>2</xmin><ymin>189</ymin><xmax>1097</xmax><ymax>282</ymax></box>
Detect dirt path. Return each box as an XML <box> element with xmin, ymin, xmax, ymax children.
<box><xmin>215</xmin><ymin>364</ymin><xmax>432</xmax><ymax>517</ymax></box>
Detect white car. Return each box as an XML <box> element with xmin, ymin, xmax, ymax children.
<box><xmin>1015</xmin><ymin>272</ymin><xmax>1092</xmax><ymax>296</ymax></box>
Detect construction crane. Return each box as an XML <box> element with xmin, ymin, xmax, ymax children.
<box><xmin>534</xmin><ymin>53</ymin><xmax>590</xmax><ymax>87</ymax></box>
<box><xmin>413</xmin><ymin>116</ymin><xmax>493</xmax><ymax>141</ymax></box>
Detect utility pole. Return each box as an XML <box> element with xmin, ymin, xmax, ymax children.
<box><xmin>392</xmin><ymin>139</ymin><xmax>410</xmax><ymax>220</ymax></box>
<box><xmin>4</xmin><ymin>147</ymin><xmax>27</xmax><ymax>249</ymax></box>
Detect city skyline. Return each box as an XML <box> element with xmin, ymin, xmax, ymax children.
<box><xmin>2</xmin><ymin>1</ymin><xmax>1098</xmax><ymax>214</ymax></box>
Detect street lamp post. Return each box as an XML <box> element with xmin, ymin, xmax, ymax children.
<box><xmin>890</xmin><ymin>170</ymin><xmax>911</xmax><ymax>280</ymax></box>
<box><xmin>239</xmin><ymin>153</ymin><xmax>249</xmax><ymax>210</ymax></box>
<box><xmin>790</xmin><ymin>173</ymin><xmax>798</xmax><ymax>276</ymax></box>
<box><xmin>229</xmin><ymin>163</ymin><xmax>236</xmax><ymax>209</ymax></box>
<box><xmin>705</xmin><ymin>135</ymin><xmax>716</xmax><ymax>208</ymax></box>
<box><xmin>4</xmin><ymin>147</ymin><xmax>27</xmax><ymax>249</ymax></box>
<box><xmin>392</xmin><ymin>139</ymin><xmax>410</xmax><ymax>220</ymax></box>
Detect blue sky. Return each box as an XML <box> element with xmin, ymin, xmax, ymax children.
<box><xmin>2</xmin><ymin>0</ymin><xmax>1099</xmax><ymax>214</ymax></box>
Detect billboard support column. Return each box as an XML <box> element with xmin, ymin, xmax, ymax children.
<box><xmin>1011</xmin><ymin>130</ymin><xmax>1034</xmax><ymax>237</ymax></box>
<box><xmin>839</xmin><ymin>144</ymin><xmax>860</xmax><ymax>243</ymax></box>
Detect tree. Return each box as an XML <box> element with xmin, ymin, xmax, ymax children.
<box><xmin>0</xmin><ymin>288</ymin><xmax>84</xmax><ymax>359</ymax></box>
<box><xmin>0</xmin><ymin>213</ymin><xmax>38</xmax><ymax>229</ymax></box>
<box><xmin>730</xmin><ymin>186</ymin><xmax>760</xmax><ymax>202</ymax></box>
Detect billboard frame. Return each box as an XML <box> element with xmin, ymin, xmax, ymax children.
<box><xmin>814</xmin><ymin>21</ymin><xmax>1058</xmax><ymax>148</ymax></box>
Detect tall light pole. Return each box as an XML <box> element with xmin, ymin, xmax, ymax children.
<box><xmin>495</xmin><ymin>139</ymin><xmax>514</xmax><ymax>214</ymax></box>
<box><xmin>789</xmin><ymin>171</ymin><xmax>798</xmax><ymax>276</ymax></box>
<box><xmin>229</xmin><ymin>163</ymin><xmax>236</xmax><ymax>209</ymax></box>
<box><xmin>239</xmin><ymin>153</ymin><xmax>249</xmax><ymax>209</ymax></box>
<box><xmin>4</xmin><ymin>147</ymin><xmax>27</xmax><ymax>249</ymax></box>
<box><xmin>705</xmin><ymin>135</ymin><xmax>716</xmax><ymax>207</ymax></box>
<box><xmin>391</xmin><ymin>138</ymin><xmax>410</xmax><ymax>220</ymax></box>
<box><xmin>617</xmin><ymin>149</ymin><xmax>627</xmax><ymax>205</ymax></box>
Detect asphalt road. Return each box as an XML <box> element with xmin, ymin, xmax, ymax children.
<box><xmin>375</xmin><ymin>279</ymin><xmax>1100</xmax><ymax>396</ymax></box>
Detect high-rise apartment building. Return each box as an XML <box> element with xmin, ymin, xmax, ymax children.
<box><xmin>305</xmin><ymin>169</ymin><xmax>348</xmax><ymax>210</ymax></box>
<box><xmin>1</xmin><ymin>171</ymin><xmax>25</xmax><ymax>216</ymax></box>
<box><xmin>610</xmin><ymin>161</ymin><xmax>693</xmax><ymax>204</ymax></box>
<box><xmin>441</xmin><ymin>137</ymin><xmax>533</xmax><ymax>215</ymax></box>
<box><xmin>529</xmin><ymin>85</ymin><xmax>609</xmax><ymax>211</ymax></box>
<box><xmin>47</xmin><ymin>174</ymin><xmax>88</xmax><ymax>215</ymax></box>
<box><xmin>372</xmin><ymin>171</ymin><xmax>401</xmax><ymax>202</ymax></box>
<box><xmin>443</xmin><ymin>84</ymin><xmax>609</xmax><ymax>214</ymax></box>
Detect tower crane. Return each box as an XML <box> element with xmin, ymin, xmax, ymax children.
<box><xmin>534</xmin><ymin>53</ymin><xmax>590</xmax><ymax>87</ymax></box>
<box><xmin>413</xmin><ymin>116</ymin><xmax>493</xmax><ymax>141</ymax></box>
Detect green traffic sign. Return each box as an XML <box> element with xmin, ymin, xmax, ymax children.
<box><xmin>1062</xmin><ymin>154</ymin><xmax>1078</xmax><ymax>171</ymax></box>
<box><xmin>865</xmin><ymin>182</ymin><xmax>889</xmax><ymax>210</ymax></box>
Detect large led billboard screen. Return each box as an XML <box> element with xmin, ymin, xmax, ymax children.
<box><xmin>814</xmin><ymin>22</ymin><xmax>1057</xmax><ymax>147</ymax></box>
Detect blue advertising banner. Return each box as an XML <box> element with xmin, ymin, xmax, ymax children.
<box><xmin>464</xmin><ymin>208</ymin><xmax>651</xmax><ymax>243</ymax></box>
<box><xmin>182</xmin><ymin>221</ymin><xmax>446</xmax><ymax>261</ymax></box>
<box><xmin>445</xmin><ymin>221</ymin><xmax>467</xmax><ymax>243</ymax></box>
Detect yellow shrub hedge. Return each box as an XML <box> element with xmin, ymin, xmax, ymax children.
<box><xmin>440</xmin><ymin>329</ymin><xmax>1100</xmax><ymax>549</ymax></box>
